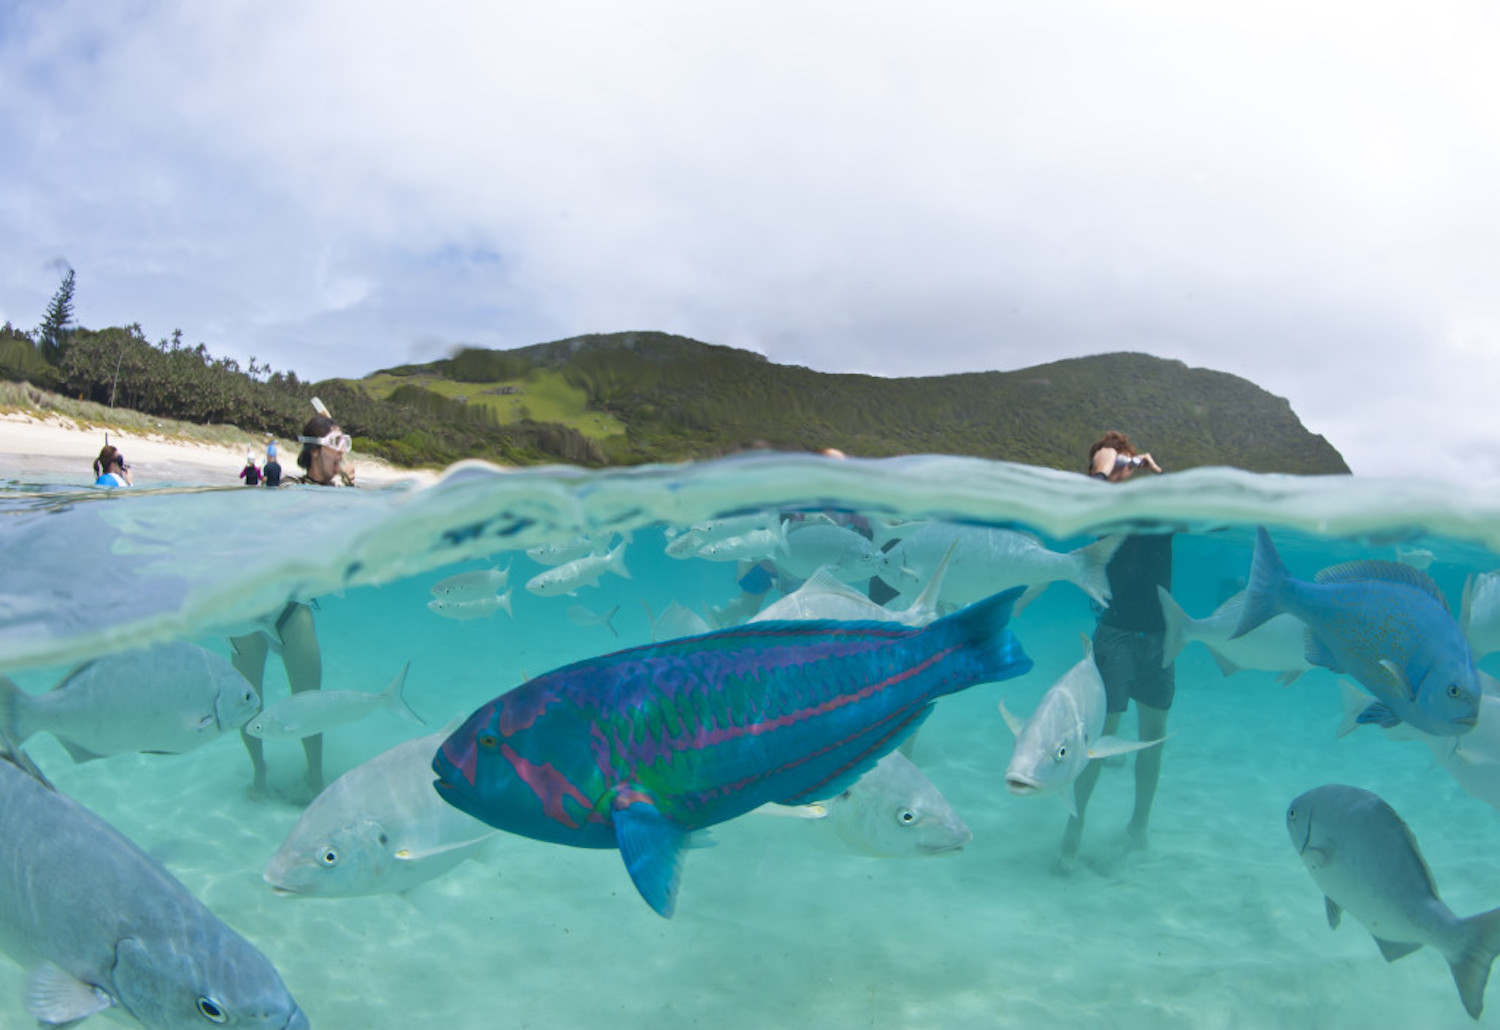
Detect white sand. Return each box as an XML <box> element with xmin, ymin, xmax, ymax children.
<box><xmin>0</xmin><ymin>410</ymin><xmax>438</xmax><ymax>488</ymax></box>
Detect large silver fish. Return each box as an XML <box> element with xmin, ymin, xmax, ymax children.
<box><xmin>1287</xmin><ymin>784</ymin><xmax>1500</xmax><ymax>1020</ymax></box>
<box><xmin>265</xmin><ymin>730</ymin><xmax>497</xmax><ymax>897</ymax></box>
<box><xmin>0</xmin><ymin>642</ymin><xmax>260</xmax><ymax>762</ymax></box>
<box><xmin>884</xmin><ymin>522</ymin><xmax>1121</xmax><ymax>609</ymax></box>
<box><xmin>0</xmin><ymin>744</ymin><xmax>308</xmax><ymax>1029</ymax></box>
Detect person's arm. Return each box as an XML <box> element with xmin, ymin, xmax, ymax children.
<box><xmin>1134</xmin><ymin>452</ymin><xmax>1163</xmax><ymax>473</ymax></box>
<box><xmin>121</xmin><ymin>465</ymin><xmax>134</xmax><ymax>486</ymax></box>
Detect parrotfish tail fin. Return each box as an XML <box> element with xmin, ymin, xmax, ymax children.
<box><xmin>932</xmin><ymin>585</ymin><xmax>1033</xmax><ymax>690</ymax></box>
<box><xmin>612</xmin><ymin>791</ymin><xmax>689</xmax><ymax>918</ymax></box>
<box><xmin>0</xmin><ymin>675</ymin><xmax>33</xmax><ymax>746</ymax></box>
<box><xmin>1230</xmin><ymin>526</ymin><xmax>1287</xmax><ymax>640</ymax></box>
<box><xmin>1071</xmin><ymin>535</ymin><xmax>1125</xmax><ymax>606</ymax></box>
<box><xmin>1155</xmin><ymin>585</ymin><xmax>1193</xmax><ymax>667</ymax></box>
<box><xmin>1451</xmin><ymin>906</ymin><xmax>1500</xmax><ymax>1019</ymax></box>
<box><xmin>609</xmin><ymin>541</ymin><xmax>632</xmax><ymax>582</ymax></box>
<box><xmin>382</xmin><ymin>662</ymin><xmax>426</xmax><ymax>726</ymax></box>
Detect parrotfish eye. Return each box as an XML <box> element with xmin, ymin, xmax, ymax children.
<box><xmin>319</xmin><ymin>847</ymin><xmax>339</xmax><ymax>867</ymax></box>
<box><xmin>897</xmin><ymin>809</ymin><xmax>918</xmax><ymax>825</ymax></box>
<box><xmin>196</xmin><ymin>997</ymin><xmax>228</xmax><ymax>1024</ymax></box>
<box><xmin>477</xmin><ymin>731</ymin><xmax>500</xmax><ymax>751</ymax></box>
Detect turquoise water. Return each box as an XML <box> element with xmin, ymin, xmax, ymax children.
<box><xmin>4</xmin><ymin>454</ymin><xmax>1500</xmax><ymax>1029</ymax></box>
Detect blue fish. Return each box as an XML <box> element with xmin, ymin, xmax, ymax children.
<box><xmin>1233</xmin><ymin>527</ymin><xmax>1479</xmax><ymax>735</ymax></box>
<box><xmin>432</xmin><ymin>587</ymin><xmax>1032</xmax><ymax>916</ymax></box>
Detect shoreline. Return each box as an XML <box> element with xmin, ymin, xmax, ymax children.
<box><xmin>0</xmin><ymin>410</ymin><xmax>439</xmax><ymax>488</ymax></box>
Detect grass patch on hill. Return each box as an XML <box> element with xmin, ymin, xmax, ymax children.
<box><xmin>355</xmin><ymin>369</ymin><xmax>626</xmax><ymax>441</ymax></box>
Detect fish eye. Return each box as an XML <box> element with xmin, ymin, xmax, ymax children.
<box><xmin>1054</xmin><ymin>745</ymin><xmax>1068</xmax><ymax>761</ymax></box>
<box><xmin>477</xmin><ymin>732</ymin><xmax>500</xmax><ymax>751</ymax></box>
<box><xmin>1287</xmin><ymin>807</ymin><xmax>1297</xmax><ymax>822</ymax></box>
<box><xmin>897</xmin><ymin>809</ymin><xmax>918</xmax><ymax>825</ymax></box>
<box><xmin>319</xmin><ymin>847</ymin><xmax>339</xmax><ymax>867</ymax></box>
<box><xmin>1449</xmin><ymin>684</ymin><xmax>1463</xmax><ymax>699</ymax></box>
<box><xmin>196</xmin><ymin>997</ymin><xmax>228</xmax><ymax>1024</ymax></box>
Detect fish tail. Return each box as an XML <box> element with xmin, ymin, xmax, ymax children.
<box><xmin>1230</xmin><ymin>526</ymin><xmax>1287</xmax><ymax>640</ymax></box>
<box><xmin>1071</xmin><ymin>534</ymin><xmax>1124</xmax><ymax>606</ymax></box>
<box><xmin>0</xmin><ymin>675</ymin><xmax>33</xmax><ymax>744</ymax></box>
<box><xmin>1451</xmin><ymin>906</ymin><xmax>1500</xmax><ymax>1019</ymax></box>
<box><xmin>1155</xmin><ymin>585</ymin><xmax>1193</xmax><ymax>667</ymax></box>
<box><xmin>498</xmin><ymin>588</ymin><xmax>514</xmax><ymax>617</ymax></box>
<box><xmin>602</xmin><ymin>604</ymin><xmax>620</xmax><ymax>638</ymax></box>
<box><xmin>381</xmin><ymin>662</ymin><xmax>426</xmax><ymax>726</ymax></box>
<box><xmin>610</xmin><ymin>541</ymin><xmax>632</xmax><ymax>581</ymax></box>
<box><xmin>930</xmin><ymin>585</ymin><xmax>1033</xmax><ymax>690</ymax></box>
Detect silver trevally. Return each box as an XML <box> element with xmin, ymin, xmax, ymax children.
<box><xmin>1000</xmin><ymin>638</ymin><xmax>1164</xmax><ymax>814</ymax></box>
<box><xmin>1461</xmin><ymin>570</ymin><xmax>1500</xmax><ymax>660</ymax></box>
<box><xmin>884</xmin><ymin>522</ymin><xmax>1122</xmax><ymax>609</ymax></box>
<box><xmin>1233</xmin><ymin>527</ymin><xmax>1480</xmax><ymax>736</ymax></box>
<box><xmin>265</xmin><ymin>729</ymin><xmax>498</xmax><ymax>897</ymax></box>
<box><xmin>0</xmin><ymin>642</ymin><xmax>259</xmax><ymax>763</ymax></box>
<box><xmin>774</xmin><ymin>522</ymin><xmax>889</xmax><ymax>584</ymax></box>
<box><xmin>1337</xmin><ymin>674</ymin><xmax>1500</xmax><ymax>814</ymax></box>
<box><xmin>756</xmin><ymin>751</ymin><xmax>971</xmax><ymax>858</ymax></box>
<box><xmin>429</xmin><ymin>565</ymin><xmax>509</xmax><ymax>600</ymax></box>
<box><xmin>1286</xmin><ymin>783</ymin><xmax>1500</xmax><ymax>1020</ymax></box>
<box><xmin>246</xmin><ymin>662</ymin><xmax>423</xmax><ymax>740</ymax></box>
<box><xmin>426</xmin><ymin>589</ymin><xmax>513</xmax><ymax>621</ymax></box>
<box><xmin>0</xmin><ymin>744</ymin><xmax>308</xmax><ymax>1029</ymax></box>
<box><xmin>524</xmin><ymin>540</ymin><xmax>631</xmax><ymax>596</ymax></box>
<box><xmin>1156</xmin><ymin>586</ymin><xmax>1312</xmax><ymax>683</ymax></box>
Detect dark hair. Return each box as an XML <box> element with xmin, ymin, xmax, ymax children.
<box><xmin>94</xmin><ymin>445</ymin><xmax>124</xmax><ymax>477</ymax></box>
<box><xmin>296</xmin><ymin>415</ymin><xmax>338</xmax><ymax>471</ymax></box>
<box><xmin>1087</xmin><ymin>430</ymin><xmax>1135</xmax><ymax>472</ymax></box>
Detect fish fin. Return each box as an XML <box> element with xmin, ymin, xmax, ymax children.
<box><xmin>609</xmin><ymin>541</ymin><xmax>632</xmax><ymax>582</ymax></box>
<box><xmin>394</xmin><ymin>832</ymin><xmax>499</xmax><ymax>861</ymax></box>
<box><xmin>25</xmin><ymin>962</ymin><xmax>114</xmax><ymax>1025</ymax></box>
<box><xmin>0</xmin><ymin>674</ymin><xmax>34</xmax><ymax>744</ymax></box>
<box><xmin>58</xmin><ymin>738</ymin><xmax>107</xmax><ymax>764</ymax></box>
<box><xmin>1461</xmin><ymin>572</ymin><xmax>1477</xmax><ymax>641</ymax></box>
<box><xmin>904</xmin><ymin>541</ymin><xmax>957</xmax><ymax>624</ymax></box>
<box><xmin>1088</xmin><ymin>734</ymin><xmax>1166</xmax><ymax>759</ymax></box>
<box><xmin>602</xmin><ymin>604</ymin><xmax>620</xmax><ymax>638</ymax></box>
<box><xmin>381</xmin><ymin>662</ymin><xmax>426</xmax><ymax>726</ymax></box>
<box><xmin>751</xmin><ymin>802</ymin><xmax>829</xmax><ymax>820</ymax></box>
<box><xmin>1303</xmin><ymin>630</ymin><xmax>1341</xmax><ymax>672</ymax></box>
<box><xmin>1379</xmin><ymin>659</ymin><xmax>1416</xmax><ymax>702</ymax></box>
<box><xmin>1304</xmin><ymin>847</ymin><xmax>1330</xmax><ymax>871</ymax></box>
<box><xmin>928</xmin><ymin>585</ymin><xmax>1033</xmax><ymax>692</ymax></box>
<box><xmin>1316</xmin><ymin>560</ymin><xmax>1450</xmax><ymax>613</ymax></box>
<box><xmin>1230</xmin><ymin>527</ymin><xmax>1286</xmax><ymax>640</ymax></box>
<box><xmin>1275</xmin><ymin>669</ymin><xmax>1304</xmax><ymax>687</ymax></box>
<box><xmin>611</xmin><ymin>793</ymin><xmax>688</xmax><ymax>918</ymax></box>
<box><xmin>1336</xmin><ymin>681</ymin><xmax>1371</xmax><ymax>738</ymax></box>
<box><xmin>1205</xmin><ymin>646</ymin><xmax>1242</xmax><ymax>678</ymax></box>
<box><xmin>1373</xmin><ymin>936</ymin><xmax>1422</xmax><ymax>963</ymax></box>
<box><xmin>1324</xmin><ymin>894</ymin><xmax>1341</xmax><ymax>927</ymax></box>
<box><xmin>498</xmin><ymin>588</ymin><xmax>513</xmax><ymax>618</ymax></box>
<box><xmin>1355</xmin><ymin>701</ymin><xmax>1402</xmax><ymax>730</ymax></box>
<box><xmin>1452</xmin><ymin>906</ymin><xmax>1500</xmax><ymax>1019</ymax></box>
<box><xmin>1012</xmin><ymin>583</ymin><xmax>1047</xmax><ymax>616</ymax></box>
<box><xmin>997</xmin><ymin>699</ymin><xmax>1026</xmax><ymax>737</ymax></box>
<box><xmin>1073</xmin><ymin>535</ymin><xmax>1124</xmax><ymax>606</ymax></box>
<box><xmin>0</xmin><ymin>727</ymin><xmax>54</xmax><ymax>789</ymax></box>
<box><xmin>1155</xmin><ymin>585</ymin><xmax>1192</xmax><ymax>666</ymax></box>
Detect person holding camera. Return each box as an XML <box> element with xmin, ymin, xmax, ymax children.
<box><xmin>93</xmin><ymin>444</ymin><xmax>132</xmax><ymax>487</ymax></box>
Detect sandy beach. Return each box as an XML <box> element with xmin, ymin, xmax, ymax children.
<box><xmin>0</xmin><ymin>409</ymin><xmax>439</xmax><ymax>488</ymax></box>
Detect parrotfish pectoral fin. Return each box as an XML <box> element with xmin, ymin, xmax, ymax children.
<box><xmin>612</xmin><ymin>794</ymin><xmax>689</xmax><ymax>919</ymax></box>
<box><xmin>25</xmin><ymin>961</ymin><xmax>114</xmax><ymax>1024</ymax></box>
<box><xmin>1451</xmin><ymin>906</ymin><xmax>1500</xmax><ymax>1020</ymax></box>
<box><xmin>1355</xmin><ymin>701</ymin><xmax>1402</xmax><ymax>729</ymax></box>
<box><xmin>1379</xmin><ymin>659</ymin><xmax>1416</xmax><ymax>702</ymax></box>
<box><xmin>1373</xmin><ymin>936</ymin><xmax>1422</xmax><ymax>963</ymax></box>
<box><xmin>1230</xmin><ymin>527</ymin><xmax>1287</xmax><ymax>640</ymax></box>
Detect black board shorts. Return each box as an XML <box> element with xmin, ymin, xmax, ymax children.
<box><xmin>1093</xmin><ymin>622</ymin><xmax>1176</xmax><ymax>713</ymax></box>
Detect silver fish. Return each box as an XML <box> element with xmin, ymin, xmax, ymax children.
<box><xmin>1287</xmin><ymin>783</ymin><xmax>1500</xmax><ymax>1019</ymax></box>
<box><xmin>885</xmin><ymin>522</ymin><xmax>1122</xmax><ymax>608</ymax></box>
<box><xmin>426</xmin><ymin>590</ymin><xmax>513</xmax><ymax>621</ymax></box>
<box><xmin>0</xmin><ymin>642</ymin><xmax>259</xmax><ymax>763</ymax></box>
<box><xmin>0</xmin><ymin>744</ymin><xmax>308</xmax><ymax>1029</ymax></box>
<box><xmin>1156</xmin><ymin>586</ymin><xmax>1311</xmax><ymax>683</ymax></box>
<box><xmin>429</xmin><ymin>565</ymin><xmax>509</xmax><ymax>600</ymax></box>
<box><xmin>774</xmin><ymin>523</ymin><xmax>888</xmax><ymax>584</ymax></box>
<box><xmin>245</xmin><ymin>662</ymin><xmax>423</xmax><ymax>740</ymax></box>
<box><xmin>524</xmin><ymin>541</ymin><xmax>631</xmax><ymax>597</ymax></box>
<box><xmin>265</xmin><ymin>730</ymin><xmax>497</xmax><ymax>897</ymax></box>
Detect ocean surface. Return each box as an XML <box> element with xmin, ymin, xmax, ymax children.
<box><xmin>4</xmin><ymin>452</ymin><xmax>1500</xmax><ymax>1029</ymax></box>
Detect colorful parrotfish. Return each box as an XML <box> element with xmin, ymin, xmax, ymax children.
<box><xmin>432</xmin><ymin>587</ymin><xmax>1032</xmax><ymax>917</ymax></box>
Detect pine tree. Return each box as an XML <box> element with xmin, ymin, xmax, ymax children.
<box><xmin>37</xmin><ymin>268</ymin><xmax>76</xmax><ymax>364</ymax></box>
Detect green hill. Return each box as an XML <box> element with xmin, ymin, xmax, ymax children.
<box><xmin>368</xmin><ymin>332</ymin><xmax>1348</xmax><ymax>474</ymax></box>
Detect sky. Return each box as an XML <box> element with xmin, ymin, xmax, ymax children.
<box><xmin>2</xmin><ymin>1</ymin><xmax>1498</xmax><ymax>480</ymax></box>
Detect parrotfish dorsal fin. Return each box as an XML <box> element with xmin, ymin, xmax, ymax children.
<box><xmin>1314</xmin><ymin>560</ymin><xmax>1450</xmax><ymax>613</ymax></box>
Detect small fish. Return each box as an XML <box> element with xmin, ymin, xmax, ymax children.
<box><xmin>1461</xmin><ymin>570</ymin><xmax>1500</xmax><ymax>659</ymax></box>
<box><xmin>767</xmin><ymin>750</ymin><xmax>972</xmax><ymax>858</ymax></box>
<box><xmin>433</xmin><ymin>587</ymin><xmax>1033</xmax><ymax>917</ymax></box>
<box><xmin>1156</xmin><ymin>586</ymin><xmax>1311</xmax><ymax>683</ymax></box>
<box><xmin>0</xmin><ymin>743</ymin><xmax>308</xmax><ymax>1029</ymax></box>
<box><xmin>246</xmin><ymin>662</ymin><xmax>424</xmax><ymax>739</ymax></box>
<box><xmin>265</xmin><ymin>729</ymin><xmax>498</xmax><ymax>897</ymax></box>
<box><xmin>884</xmin><ymin>522</ymin><xmax>1122</xmax><ymax>608</ymax></box>
<box><xmin>1287</xmin><ymin>783</ymin><xmax>1500</xmax><ymax>1019</ymax></box>
<box><xmin>0</xmin><ymin>642</ymin><xmax>260</xmax><ymax>763</ymax></box>
<box><xmin>524</xmin><ymin>540</ymin><xmax>631</xmax><ymax>597</ymax></box>
<box><xmin>664</xmin><ymin>514</ymin><xmax>776</xmax><ymax>559</ymax></box>
<box><xmin>999</xmin><ymin>637</ymin><xmax>1164</xmax><ymax>814</ymax></box>
<box><xmin>1233</xmin><ymin>527</ymin><xmax>1480</xmax><ymax>736</ymax></box>
<box><xmin>693</xmin><ymin>522</ymin><xmax>789</xmax><ymax>563</ymax></box>
<box><xmin>430</xmin><ymin>564</ymin><xmax>510</xmax><ymax>600</ymax></box>
<box><xmin>567</xmin><ymin>603</ymin><xmax>621</xmax><ymax>637</ymax></box>
<box><xmin>427</xmin><ymin>590</ymin><xmax>514</xmax><ymax>621</ymax></box>
<box><xmin>525</xmin><ymin>535</ymin><xmax>602</xmax><ymax>566</ymax></box>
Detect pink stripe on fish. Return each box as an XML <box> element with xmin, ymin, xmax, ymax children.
<box><xmin>502</xmin><ymin>744</ymin><xmax>596</xmax><ymax>829</ymax></box>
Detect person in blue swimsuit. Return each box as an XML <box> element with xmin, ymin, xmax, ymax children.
<box><xmin>1060</xmin><ymin>431</ymin><xmax>1168</xmax><ymax>872</ymax></box>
